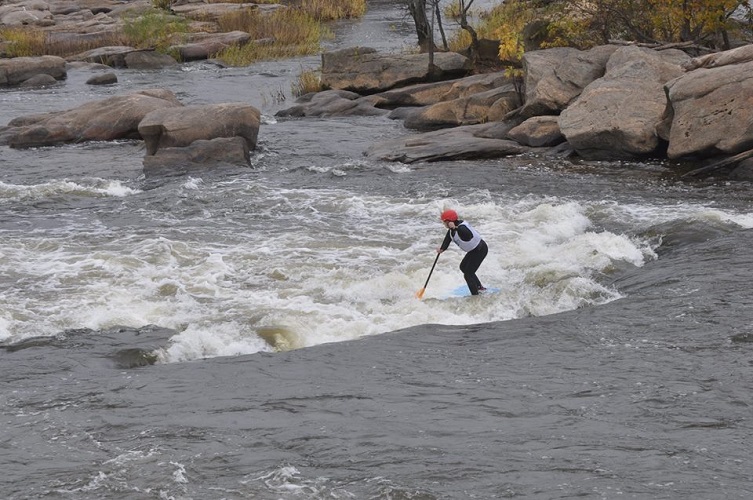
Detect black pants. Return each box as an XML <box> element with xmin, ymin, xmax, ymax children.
<box><xmin>460</xmin><ymin>239</ymin><xmax>488</xmax><ymax>295</ymax></box>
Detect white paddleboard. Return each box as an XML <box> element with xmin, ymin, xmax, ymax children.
<box><xmin>446</xmin><ymin>285</ymin><xmax>501</xmax><ymax>298</ymax></box>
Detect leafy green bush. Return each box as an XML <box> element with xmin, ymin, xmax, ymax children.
<box><xmin>122</xmin><ymin>10</ymin><xmax>189</xmax><ymax>52</ymax></box>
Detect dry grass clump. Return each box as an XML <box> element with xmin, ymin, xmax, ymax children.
<box><xmin>291</xmin><ymin>67</ymin><xmax>322</xmax><ymax>96</ymax></box>
<box><xmin>206</xmin><ymin>0</ymin><xmax>279</xmax><ymax>3</ymax></box>
<box><xmin>2</xmin><ymin>0</ymin><xmax>365</xmax><ymax>64</ymax></box>
<box><xmin>215</xmin><ymin>0</ymin><xmax>365</xmax><ymax>65</ymax></box>
<box><xmin>1</xmin><ymin>10</ymin><xmax>187</xmax><ymax>58</ymax></box>
<box><xmin>0</xmin><ymin>27</ymin><xmax>128</xmax><ymax>58</ymax></box>
<box><xmin>216</xmin><ymin>7</ymin><xmax>331</xmax><ymax>65</ymax></box>
<box><xmin>0</xmin><ymin>28</ymin><xmax>47</xmax><ymax>57</ymax></box>
<box><xmin>293</xmin><ymin>0</ymin><xmax>366</xmax><ymax>21</ymax></box>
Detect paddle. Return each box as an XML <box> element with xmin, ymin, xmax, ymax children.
<box><xmin>415</xmin><ymin>252</ymin><xmax>440</xmax><ymax>299</ymax></box>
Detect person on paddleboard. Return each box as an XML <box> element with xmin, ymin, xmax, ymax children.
<box><xmin>437</xmin><ymin>209</ymin><xmax>488</xmax><ymax>296</ymax></box>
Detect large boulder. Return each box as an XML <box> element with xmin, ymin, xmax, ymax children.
<box><xmin>138</xmin><ymin>103</ymin><xmax>261</xmax><ymax>156</ymax></box>
<box><xmin>365</xmin><ymin>122</ymin><xmax>529</xmax><ymax>163</ymax></box>
<box><xmin>519</xmin><ymin>45</ymin><xmax>618</xmax><ymax>118</ymax></box>
<box><xmin>143</xmin><ymin>136</ymin><xmax>251</xmax><ymax>172</ymax></box>
<box><xmin>729</xmin><ymin>157</ymin><xmax>753</xmax><ymax>181</ymax></box>
<box><xmin>66</xmin><ymin>46</ymin><xmax>178</xmax><ymax>68</ymax></box>
<box><xmin>558</xmin><ymin>46</ymin><xmax>689</xmax><ymax>159</ymax></box>
<box><xmin>366</xmin><ymin>72</ymin><xmax>513</xmax><ymax>109</ymax></box>
<box><xmin>321</xmin><ymin>47</ymin><xmax>472</xmax><ymax>94</ymax></box>
<box><xmin>168</xmin><ymin>31</ymin><xmax>253</xmax><ymax>62</ymax></box>
<box><xmin>275</xmin><ymin>90</ymin><xmax>389</xmax><ymax>118</ymax></box>
<box><xmin>20</xmin><ymin>73</ymin><xmax>59</xmax><ymax>87</ymax></box>
<box><xmin>682</xmin><ymin>43</ymin><xmax>753</xmax><ymax>70</ymax></box>
<box><xmin>86</xmin><ymin>72</ymin><xmax>117</xmax><ymax>85</ymax></box>
<box><xmin>507</xmin><ymin>115</ymin><xmax>564</xmax><ymax>147</ymax></box>
<box><xmin>66</xmin><ymin>46</ymin><xmax>139</xmax><ymax>67</ymax></box>
<box><xmin>170</xmin><ymin>2</ymin><xmax>281</xmax><ymax>21</ymax></box>
<box><xmin>0</xmin><ymin>55</ymin><xmax>67</xmax><ymax>86</ymax></box>
<box><xmin>0</xmin><ymin>0</ymin><xmax>54</xmax><ymax>26</ymax></box>
<box><xmin>276</xmin><ymin>73</ymin><xmax>514</xmax><ymax>119</ymax></box>
<box><xmin>123</xmin><ymin>50</ymin><xmax>179</xmax><ymax>69</ymax></box>
<box><xmin>2</xmin><ymin>89</ymin><xmax>183</xmax><ymax>148</ymax></box>
<box><xmin>662</xmin><ymin>50</ymin><xmax>753</xmax><ymax>159</ymax></box>
<box><xmin>402</xmin><ymin>84</ymin><xmax>520</xmax><ymax>131</ymax></box>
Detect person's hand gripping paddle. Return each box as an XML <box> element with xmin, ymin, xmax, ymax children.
<box><xmin>415</xmin><ymin>252</ymin><xmax>440</xmax><ymax>299</ymax></box>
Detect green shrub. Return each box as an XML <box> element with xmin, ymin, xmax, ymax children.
<box><xmin>122</xmin><ymin>10</ymin><xmax>189</xmax><ymax>52</ymax></box>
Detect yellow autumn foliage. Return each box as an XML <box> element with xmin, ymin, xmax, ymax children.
<box><xmin>645</xmin><ymin>0</ymin><xmax>744</xmax><ymax>42</ymax></box>
<box><xmin>479</xmin><ymin>0</ymin><xmax>750</xmax><ymax>65</ymax></box>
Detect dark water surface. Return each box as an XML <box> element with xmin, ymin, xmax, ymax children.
<box><xmin>2</xmin><ymin>1</ymin><xmax>753</xmax><ymax>498</ymax></box>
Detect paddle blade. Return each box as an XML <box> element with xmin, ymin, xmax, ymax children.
<box><xmin>415</xmin><ymin>288</ymin><xmax>426</xmax><ymax>299</ymax></box>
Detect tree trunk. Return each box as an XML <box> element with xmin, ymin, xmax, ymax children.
<box><xmin>434</xmin><ymin>1</ymin><xmax>448</xmax><ymax>51</ymax></box>
<box><xmin>407</xmin><ymin>0</ymin><xmax>433</xmax><ymax>51</ymax></box>
<box><xmin>459</xmin><ymin>0</ymin><xmax>479</xmax><ymax>61</ymax></box>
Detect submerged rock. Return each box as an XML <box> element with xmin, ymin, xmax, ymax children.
<box><xmin>365</xmin><ymin>122</ymin><xmax>529</xmax><ymax>163</ymax></box>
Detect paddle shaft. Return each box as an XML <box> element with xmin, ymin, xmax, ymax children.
<box><xmin>416</xmin><ymin>252</ymin><xmax>440</xmax><ymax>298</ymax></box>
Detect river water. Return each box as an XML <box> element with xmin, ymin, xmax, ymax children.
<box><xmin>2</xmin><ymin>1</ymin><xmax>753</xmax><ymax>498</ymax></box>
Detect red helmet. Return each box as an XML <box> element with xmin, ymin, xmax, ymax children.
<box><xmin>440</xmin><ymin>209</ymin><xmax>458</xmax><ymax>222</ymax></box>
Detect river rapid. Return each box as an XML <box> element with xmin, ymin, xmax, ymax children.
<box><xmin>2</xmin><ymin>1</ymin><xmax>753</xmax><ymax>498</ymax></box>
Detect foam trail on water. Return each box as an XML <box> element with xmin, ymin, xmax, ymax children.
<box><xmin>2</xmin><ymin>175</ymin><xmax>747</xmax><ymax>361</ymax></box>
<box><xmin>0</xmin><ymin>179</ymin><xmax>140</xmax><ymax>201</ymax></box>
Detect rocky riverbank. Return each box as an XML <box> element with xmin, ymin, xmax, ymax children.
<box><xmin>279</xmin><ymin>43</ymin><xmax>753</xmax><ymax>180</ymax></box>
<box><xmin>1</xmin><ymin>0</ymin><xmax>752</xmax><ymax>179</ymax></box>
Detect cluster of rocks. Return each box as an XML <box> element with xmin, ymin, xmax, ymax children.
<box><xmin>278</xmin><ymin>44</ymin><xmax>753</xmax><ymax>179</ymax></box>
<box><xmin>0</xmin><ymin>0</ymin><xmax>273</xmax><ymax>172</ymax></box>
<box><xmin>0</xmin><ymin>0</ymin><xmax>280</xmax><ymax>77</ymax></box>
<box><xmin>0</xmin><ymin>84</ymin><xmax>260</xmax><ymax>172</ymax></box>
<box><xmin>2</xmin><ymin>21</ymin><xmax>753</xmax><ymax>178</ymax></box>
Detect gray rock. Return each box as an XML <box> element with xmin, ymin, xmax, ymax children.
<box><xmin>558</xmin><ymin>46</ymin><xmax>689</xmax><ymax>159</ymax></box>
<box><xmin>66</xmin><ymin>61</ymin><xmax>112</xmax><ymax>71</ymax></box>
<box><xmin>402</xmin><ymin>84</ymin><xmax>519</xmax><ymax>131</ymax></box>
<box><xmin>86</xmin><ymin>72</ymin><xmax>117</xmax><ymax>85</ymax></box>
<box><xmin>276</xmin><ymin>90</ymin><xmax>388</xmax><ymax>118</ymax></box>
<box><xmin>3</xmin><ymin>89</ymin><xmax>183</xmax><ymax>148</ymax></box>
<box><xmin>0</xmin><ymin>55</ymin><xmax>67</xmax><ymax>86</ymax></box>
<box><xmin>683</xmin><ymin>43</ymin><xmax>753</xmax><ymax>70</ymax></box>
<box><xmin>19</xmin><ymin>73</ymin><xmax>59</xmax><ymax>88</ymax></box>
<box><xmin>143</xmin><ymin>136</ymin><xmax>250</xmax><ymax>172</ymax></box>
<box><xmin>0</xmin><ymin>1</ymin><xmax>54</xmax><ymax>26</ymax></box>
<box><xmin>519</xmin><ymin>45</ymin><xmax>618</xmax><ymax>118</ymax></box>
<box><xmin>365</xmin><ymin>122</ymin><xmax>528</xmax><ymax>163</ymax></box>
<box><xmin>170</xmin><ymin>2</ymin><xmax>280</xmax><ymax>21</ymax></box>
<box><xmin>321</xmin><ymin>47</ymin><xmax>472</xmax><ymax>94</ymax></box>
<box><xmin>729</xmin><ymin>157</ymin><xmax>753</xmax><ymax>181</ymax></box>
<box><xmin>124</xmin><ymin>50</ymin><xmax>178</xmax><ymax>69</ymax></box>
<box><xmin>663</xmin><ymin>57</ymin><xmax>753</xmax><ymax>159</ymax></box>
<box><xmin>138</xmin><ymin>102</ymin><xmax>261</xmax><ymax>156</ymax></box>
<box><xmin>169</xmin><ymin>31</ymin><xmax>252</xmax><ymax>62</ymax></box>
<box><xmin>366</xmin><ymin>72</ymin><xmax>513</xmax><ymax>109</ymax></box>
<box><xmin>66</xmin><ymin>46</ymin><xmax>137</xmax><ymax>68</ymax></box>
<box><xmin>507</xmin><ymin>115</ymin><xmax>564</xmax><ymax>147</ymax></box>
